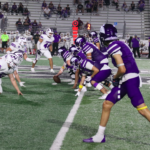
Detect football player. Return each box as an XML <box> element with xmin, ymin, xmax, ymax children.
<box><xmin>64</xmin><ymin>32</ymin><xmax>72</xmax><ymax>50</ymax></box>
<box><xmin>59</xmin><ymin>33</ymin><xmax>65</xmax><ymax>48</ymax></box>
<box><xmin>75</xmin><ymin>36</ymin><xmax>113</xmax><ymax>99</ymax></box>
<box><xmin>31</xmin><ymin>28</ymin><xmax>55</xmax><ymax>73</ymax></box>
<box><xmin>6</xmin><ymin>36</ymin><xmax>33</xmax><ymax>87</ymax></box>
<box><xmin>9</xmin><ymin>31</ymin><xmax>15</xmax><ymax>46</ymax></box>
<box><xmin>83</xmin><ymin>24</ymin><xmax>150</xmax><ymax>143</ymax></box>
<box><xmin>26</xmin><ymin>31</ymin><xmax>33</xmax><ymax>54</ymax></box>
<box><xmin>89</xmin><ymin>31</ymin><xmax>100</xmax><ymax>50</ymax></box>
<box><xmin>0</xmin><ymin>53</ymin><xmax>23</xmax><ymax>95</ymax></box>
<box><xmin>14</xmin><ymin>30</ymin><xmax>21</xmax><ymax>42</ymax></box>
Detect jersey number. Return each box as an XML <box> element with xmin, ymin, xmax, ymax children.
<box><xmin>44</xmin><ymin>41</ymin><xmax>52</xmax><ymax>48</ymax></box>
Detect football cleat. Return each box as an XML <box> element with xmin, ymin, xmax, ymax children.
<box><xmin>98</xmin><ymin>93</ymin><xmax>108</xmax><ymax>99</ymax></box>
<box><xmin>86</xmin><ymin>82</ymin><xmax>92</xmax><ymax>87</ymax></box>
<box><xmin>50</xmin><ymin>69</ymin><xmax>55</xmax><ymax>73</ymax></box>
<box><xmin>81</xmin><ymin>86</ymin><xmax>87</xmax><ymax>92</ymax></box>
<box><xmin>83</xmin><ymin>136</ymin><xmax>105</xmax><ymax>143</ymax></box>
<box><xmin>31</xmin><ymin>68</ymin><xmax>35</xmax><ymax>72</ymax></box>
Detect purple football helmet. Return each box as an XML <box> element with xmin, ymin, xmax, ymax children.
<box><xmin>69</xmin><ymin>46</ymin><xmax>80</xmax><ymax>56</ymax></box>
<box><xmin>99</xmin><ymin>24</ymin><xmax>118</xmax><ymax>45</ymax></box>
<box><xmin>89</xmin><ymin>31</ymin><xmax>97</xmax><ymax>39</ymax></box>
<box><xmin>75</xmin><ymin>36</ymin><xmax>86</xmax><ymax>48</ymax></box>
<box><xmin>58</xmin><ymin>46</ymin><xmax>68</xmax><ymax>56</ymax></box>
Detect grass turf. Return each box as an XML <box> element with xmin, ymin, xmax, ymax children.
<box><xmin>61</xmin><ymin>85</ymin><xmax>150</xmax><ymax>150</ymax></box>
<box><xmin>0</xmin><ymin>78</ymin><xmax>76</xmax><ymax>150</ymax></box>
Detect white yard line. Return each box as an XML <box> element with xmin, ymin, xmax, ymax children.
<box><xmin>50</xmin><ymin>91</ymin><xmax>85</xmax><ymax>150</ymax></box>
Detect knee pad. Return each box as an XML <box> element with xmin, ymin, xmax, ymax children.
<box><xmin>93</xmin><ymin>83</ymin><xmax>103</xmax><ymax>90</ymax></box>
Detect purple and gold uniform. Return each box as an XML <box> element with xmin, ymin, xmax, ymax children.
<box><xmin>106</xmin><ymin>40</ymin><xmax>144</xmax><ymax>107</ymax></box>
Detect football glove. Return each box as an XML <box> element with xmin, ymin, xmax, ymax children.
<box><xmin>19</xmin><ymin>82</ymin><xmax>26</xmax><ymax>87</ymax></box>
<box><xmin>85</xmin><ymin>76</ymin><xmax>91</xmax><ymax>82</ymax></box>
<box><xmin>75</xmin><ymin>91</ymin><xmax>80</xmax><ymax>96</ymax></box>
<box><xmin>37</xmin><ymin>49</ymin><xmax>42</xmax><ymax>55</ymax></box>
<box><xmin>112</xmin><ymin>78</ymin><xmax>120</xmax><ymax>87</ymax></box>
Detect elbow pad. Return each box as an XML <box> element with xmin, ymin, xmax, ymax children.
<box><xmin>37</xmin><ymin>41</ymin><xmax>41</xmax><ymax>50</ymax></box>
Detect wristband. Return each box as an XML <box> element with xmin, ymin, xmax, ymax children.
<box><xmin>62</xmin><ymin>66</ymin><xmax>65</xmax><ymax>69</ymax></box>
<box><xmin>79</xmin><ymin>85</ymin><xmax>83</xmax><ymax>89</ymax></box>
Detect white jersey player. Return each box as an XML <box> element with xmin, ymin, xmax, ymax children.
<box><xmin>9</xmin><ymin>31</ymin><xmax>15</xmax><ymax>46</ymax></box>
<box><xmin>0</xmin><ymin>54</ymin><xmax>23</xmax><ymax>95</ymax></box>
<box><xmin>59</xmin><ymin>33</ymin><xmax>65</xmax><ymax>48</ymax></box>
<box><xmin>64</xmin><ymin>32</ymin><xmax>72</xmax><ymax>49</ymax></box>
<box><xmin>6</xmin><ymin>37</ymin><xmax>33</xmax><ymax>87</ymax></box>
<box><xmin>26</xmin><ymin>32</ymin><xmax>33</xmax><ymax>54</ymax></box>
<box><xmin>14</xmin><ymin>30</ymin><xmax>21</xmax><ymax>42</ymax></box>
<box><xmin>31</xmin><ymin>28</ymin><xmax>55</xmax><ymax>73</ymax></box>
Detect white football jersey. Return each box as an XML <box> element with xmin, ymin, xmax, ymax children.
<box><xmin>64</xmin><ymin>36</ymin><xmax>71</xmax><ymax>42</ymax></box>
<box><xmin>14</xmin><ymin>34</ymin><xmax>21</xmax><ymax>42</ymax></box>
<box><xmin>9</xmin><ymin>34</ymin><xmax>15</xmax><ymax>41</ymax></box>
<box><xmin>26</xmin><ymin>35</ymin><xmax>33</xmax><ymax>43</ymax></box>
<box><xmin>40</xmin><ymin>34</ymin><xmax>54</xmax><ymax>50</ymax></box>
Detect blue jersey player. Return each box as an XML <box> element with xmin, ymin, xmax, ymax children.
<box><xmin>83</xmin><ymin>24</ymin><xmax>150</xmax><ymax>143</ymax></box>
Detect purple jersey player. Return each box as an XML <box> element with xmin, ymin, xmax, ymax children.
<box><xmin>83</xmin><ymin>24</ymin><xmax>150</xmax><ymax>144</ymax></box>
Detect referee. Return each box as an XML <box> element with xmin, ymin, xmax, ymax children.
<box><xmin>0</xmin><ymin>31</ymin><xmax>9</xmax><ymax>53</ymax></box>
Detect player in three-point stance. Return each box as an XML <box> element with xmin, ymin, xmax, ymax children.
<box><xmin>83</xmin><ymin>24</ymin><xmax>150</xmax><ymax>143</ymax></box>
<box><xmin>31</xmin><ymin>28</ymin><xmax>55</xmax><ymax>73</ymax></box>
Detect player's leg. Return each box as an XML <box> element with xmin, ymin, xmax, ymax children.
<box><xmin>43</xmin><ymin>50</ymin><xmax>55</xmax><ymax>72</ymax></box>
<box><xmin>83</xmin><ymin>83</ymin><xmax>127</xmax><ymax>143</ymax></box>
<box><xmin>31</xmin><ymin>50</ymin><xmax>42</xmax><ymax>72</ymax></box>
<box><xmin>29</xmin><ymin>43</ymin><xmax>33</xmax><ymax>54</ymax></box>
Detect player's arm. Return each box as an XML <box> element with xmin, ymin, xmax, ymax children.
<box><xmin>86</xmin><ymin>53</ymin><xmax>92</xmax><ymax>60</ymax></box>
<box><xmin>37</xmin><ymin>38</ymin><xmax>43</xmax><ymax>50</ymax></box>
<box><xmin>78</xmin><ymin>75</ymin><xmax>86</xmax><ymax>92</ymax></box>
<box><xmin>96</xmin><ymin>42</ymin><xmax>100</xmax><ymax>50</ymax></box>
<box><xmin>8</xmin><ymin>74</ymin><xmax>23</xmax><ymax>95</ymax></box>
<box><xmin>23</xmin><ymin>53</ymin><xmax>33</xmax><ymax>62</ymax></box>
<box><xmin>55</xmin><ymin>64</ymin><xmax>66</xmax><ymax>77</ymax></box>
<box><xmin>72</xmin><ymin>68</ymin><xmax>79</xmax><ymax>89</ymax></box>
<box><xmin>6</xmin><ymin>47</ymin><xmax>12</xmax><ymax>52</ymax></box>
<box><xmin>49</xmin><ymin>43</ymin><xmax>53</xmax><ymax>52</ymax></box>
<box><xmin>112</xmin><ymin>54</ymin><xmax>126</xmax><ymax>79</ymax></box>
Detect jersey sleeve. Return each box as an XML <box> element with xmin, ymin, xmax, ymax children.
<box><xmin>83</xmin><ymin>44</ymin><xmax>93</xmax><ymax>54</ymax></box>
<box><xmin>10</xmin><ymin>43</ymin><xmax>16</xmax><ymax>51</ymax></box>
<box><xmin>107</xmin><ymin>43</ymin><xmax>121</xmax><ymax>56</ymax></box>
<box><xmin>94</xmin><ymin>38</ymin><xmax>99</xmax><ymax>43</ymax></box>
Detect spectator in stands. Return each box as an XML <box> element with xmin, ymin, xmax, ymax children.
<box><xmin>52</xmin><ymin>31</ymin><xmax>61</xmax><ymax>56</ymax></box>
<box><xmin>49</xmin><ymin>1</ymin><xmax>54</xmax><ymax>12</ymax></box>
<box><xmin>76</xmin><ymin>17</ymin><xmax>83</xmax><ymax>30</ymax></box>
<box><xmin>57</xmin><ymin>4</ymin><xmax>62</xmax><ymax>16</ymax></box>
<box><xmin>98</xmin><ymin>0</ymin><xmax>103</xmax><ymax>8</ymax></box>
<box><xmin>11</xmin><ymin>2</ymin><xmax>18</xmax><ymax>15</ymax></box>
<box><xmin>139</xmin><ymin>0</ymin><xmax>145</xmax><ymax>4</ymax></box>
<box><xmin>23</xmin><ymin>19</ymin><xmax>29</xmax><ymax>30</ymax></box>
<box><xmin>92</xmin><ymin>1</ymin><xmax>98</xmax><ymax>13</ymax></box>
<box><xmin>122</xmin><ymin>2</ymin><xmax>129</xmax><ymax>12</ymax></box>
<box><xmin>44</xmin><ymin>6</ymin><xmax>51</xmax><ymax>19</ymax></box>
<box><xmin>60</xmin><ymin>8</ymin><xmax>68</xmax><ymax>18</ymax></box>
<box><xmin>32</xmin><ymin>20</ymin><xmax>38</xmax><ymax>33</ymax></box>
<box><xmin>66</xmin><ymin>4</ymin><xmax>70</xmax><ymax>16</ymax></box>
<box><xmin>18</xmin><ymin>3</ymin><xmax>24</xmax><ymax>14</ymax></box>
<box><xmin>148</xmin><ymin>37</ymin><xmax>150</xmax><ymax>58</ymax></box>
<box><xmin>105</xmin><ymin>0</ymin><xmax>110</xmax><ymax>6</ymax></box>
<box><xmin>16</xmin><ymin>18</ymin><xmax>22</xmax><ymax>33</ymax></box>
<box><xmin>76</xmin><ymin>2</ymin><xmax>84</xmax><ymax>14</ymax></box>
<box><xmin>3</xmin><ymin>2</ymin><xmax>9</xmax><ymax>12</ymax></box>
<box><xmin>0</xmin><ymin>12</ymin><xmax>4</xmax><ymax>19</ymax></box>
<box><xmin>0</xmin><ymin>2</ymin><xmax>1</xmax><ymax>9</ymax></box>
<box><xmin>38</xmin><ymin>22</ymin><xmax>42</xmax><ymax>31</ymax></box>
<box><xmin>23</xmin><ymin>8</ymin><xmax>29</xmax><ymax>16</ymax></box>
<box><xmin>33</xmin><ymin>31</ymin><xmax>40</xmax><ymax>52</ymax></box>
<box><xmin>26</xmin><ymin>16</ymin><xmax>31</xmax><ymax>24</ymax></box>
<box><xmin>42</xmin><ymin>0</ymin><xmax>47</xmax><ymax>10</ymax></box>
<box><xmin>74</xmin><ymin>0</ymin><xmax>79</xmax><ymax>5</ymax></box>
<box><xmin>86</xmin><ymin>2</ymin><xmax>92</xmax><ymax>13</ymax></box>
<box><xmin>130</xmin><ymin>1</ymin><xmax>135</xmax><ymax>11</ymax></box>
<box><xmin>85</xmin><ymin>0</ymin><xmax>89</xmax><ymax>5</ymax></box>
<box><xmin>131</xmin><ymin>35</ymin><xmax>140</xmax><ymax>58</ymax></box>
<box><xmin>138</xmin><ymin>1</ymin><xmax>145</xmax><ymax>12</ymax></box>
<box><xmin>112</xmin><ymin>0</ymin><xmax>119</xmax><ymax>9</ymax></box>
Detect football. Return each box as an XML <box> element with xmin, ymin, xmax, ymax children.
<box><xmin>53</xmin><ymin>76</ymin><xmax>61</xmax><ymax>83</ymax></box>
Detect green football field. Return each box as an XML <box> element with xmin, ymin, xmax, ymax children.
<box><xmin>0</xmin><ymin>54</ymin><xmax>150</xmax><ymax>150</ymax></box>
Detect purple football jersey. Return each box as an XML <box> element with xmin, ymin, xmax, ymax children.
<box><xmin>62</xmin><ymin>51</ymin><xmax>71</xmax><ymax>62</ymax></box>
<box><xmin>107</xmin><ymin>41</ymin><xmax>139</xmax><ymax>74</ymax></box>
<box><xmin>81</xmin><ymin>42</ymin><xmax>108</xmax><ymax>65</ymax></box>
<box><xmin>93</xmin><ymin>37</ymin><xmax>99</xmax><ymax>44</ymax></box>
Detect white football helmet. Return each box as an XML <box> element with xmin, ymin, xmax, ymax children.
<box><xmin>66</xmin><ymin>32</ymin><xmax>70</xmax><ymax>37</ymax></box>
<box><xmin>46</xmin><ymin>28</ymin><xmax>53</xmax><ymax>38</ymax></box>
<box><xmin>16</xmin><ymin>30</ymin><xmax>19</xmax><ymax>35</ymax></box>
<box><xmin>60</xmin><ymin>33</ymin><xmax>64</xmax><ymax>37</ymax></box>
<box><xmin>11</xmin><ymin>31</ymin><xmax>14</xmax><ymax>35</ymax></box>
<box><xmin>18</xmin><ymin>36</ymin><xmax>27</xmax><ymax>46</ymax></box>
